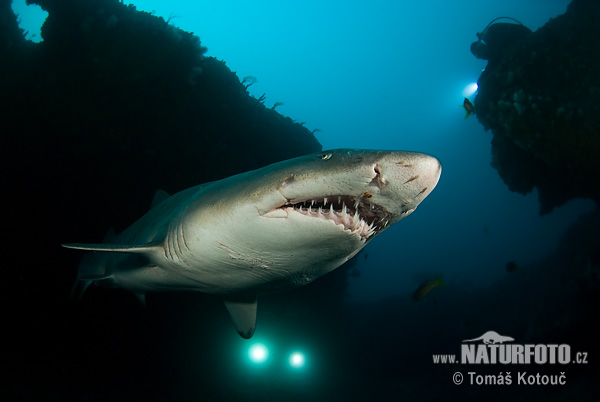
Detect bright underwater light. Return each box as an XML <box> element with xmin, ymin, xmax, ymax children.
<box><xmin>248</xmin><ymin>343</ymin><xmax>269</xmax><ymax>364</ymax></box>
<box><xmin>289</xmin><ymin>352</ymin><xmax>305</xmax><ymax>368</ymax></box>
<box><xmin>462</xmin><ymin>82</ymin><xmax>478</xmax><ymax>98</ymax></box>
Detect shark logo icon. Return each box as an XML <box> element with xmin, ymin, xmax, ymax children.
<box><xmin>456</xmin><ymin>330</ymin><xmax>577</xmax><ymax>365</ymax></box>
<box><xmin>462</xmin><ymin>330</ymin><xmax>515</xmax><ymax>344</ymax></box>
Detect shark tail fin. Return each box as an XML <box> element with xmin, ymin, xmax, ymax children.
<box><xmin>71</xmin><ymin>279</ymin><xmax>93</xmax><ymax>301</ymax></box>
<box><xmin>63</xmin><ymin>241</ymin><xmax>163</xmax><ymax>301</ymax></box>
<box><xmin>67</xmin><ymin>245</ymin><xmax>115</xmax><ymax>301</ymax></box>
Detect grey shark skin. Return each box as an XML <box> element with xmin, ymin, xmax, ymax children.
<box><xmin>64</xmin><ymin>149</ymin><xmax>441</xmax><ymax>338</ymax></box>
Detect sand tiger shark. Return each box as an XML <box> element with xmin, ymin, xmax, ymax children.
<box><xmin>64</xmin><ymin>149</ymin><xmax>441</xmax><ymax>338</ymax></box>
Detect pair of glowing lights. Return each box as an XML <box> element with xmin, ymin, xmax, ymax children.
<box><xmin>248</xmin><ymin>343</ymin><xmax>305</xmax><ymax>368</ymax></box>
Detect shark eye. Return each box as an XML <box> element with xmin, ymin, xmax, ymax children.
<box><xmin>317</xmin><ymin>152</ymin><xmax>332</xmax><ymax>160</ymax></box>
<box><xmin>374</xmin><ymin>166</ymin><xmax>381</xmax><ymax>175</ymax></box>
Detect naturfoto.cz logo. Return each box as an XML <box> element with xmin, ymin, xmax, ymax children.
<box><xmin>462</xmin><ymin>330</ymin><xmax>571</xmax><ymax>365</ymax></box>
<box><xmin>432</xmin><ymin>330</ymin><xmax>589</xmax><ymax>386</ymax></box>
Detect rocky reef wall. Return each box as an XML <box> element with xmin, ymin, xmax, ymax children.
<box><xmin>2</xmin><ymin>0</ymin><xmax>321</xmax><ymax>241</ymax></box>
<box><xmin>1</xmin><ymin>1</ymin><xmax>323</xmax><ymax>395</ymax></box>
<box><xmin>474</xmin><ymin>0</ymin><xmax>600</xmax><ymax>214</ymax></box>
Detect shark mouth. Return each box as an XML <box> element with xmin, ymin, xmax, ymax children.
<box><xmin>280</xmin><ymin>195</ymin><xmax>390</xmax><ymax>240</ymax></box>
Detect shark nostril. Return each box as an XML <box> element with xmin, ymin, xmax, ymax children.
<box><xmin>370</xmin><ymin>164</ymin><xmax>388</xmax><ymax>189</ymax></box>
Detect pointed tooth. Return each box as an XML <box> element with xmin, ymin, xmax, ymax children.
<box><xmin>352</xmin><ymin>212</ymin><xmax>359</xmax><ymax>226</ymax></box>
<box><xmin>342</xmin><ymin>203</ymin><xmax>347</xmax><ymax>216</ymax></box>
<box><xmin>318</xmin><ymin>207</ymin><xmax>323</xmax><ymax>215</ymax></box>
<box><xmin>308</xmin><ymin>205</ymin><xmax>312</xmax><ymax>214</ymax></box>
<box><xmin>311</xmin><ymin>200</ymin><xmax>315</xmax><ymax>207</ymax></box>
<box><xmin>354</xmin><ymin>200</ymin><xmax>360</xmax><ymax>209</ymax></box>
<box><xmin>338</xmin><ymin>196</ymin><xmax>341</xmax><ymax>204</ymax></box>
<box><xmin>298</xmin><ymin>205</ymin><xmax>303</xmax><ymax>212</ymax></box>
<box><xmin>324</xmin><ymin>197</ymin><xmax>328</xmax><ymax>206</ymax></box>
<box><xmin>329</xmin><ymin>203</ymin><xmax>334</xmax><ymax>215</ymax></box>
<box><xmin>363</xmin><ymin>222</ymin><xmax>372</xmax><ymax>235</ymax></box>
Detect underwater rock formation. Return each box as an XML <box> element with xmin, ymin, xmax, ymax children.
<box><xmin>1</xmin><ymin>0</ymin><xmax>332</xmax><ymax>397</ymax></box>
<box><xmin>2</xmin><ymin>0</ymin><xmax>321</xmax><ymax>238</ymax></box>
<box><xmin>473</xmin><ymin>0</ymin><xmax>600</xmax><ymax>214</ymax></box>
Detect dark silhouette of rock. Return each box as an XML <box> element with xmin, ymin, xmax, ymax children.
<box><xmin>2</xmin><ymin>0</ymin><xmax>323</xmax><ymax>398</ymax></box>
<box><xmin>473</xmin><ymin>0</ymin><xmax>600</xmax><ymax>214</ymax></box>
<box><xmin>2</xmin><ymin>0</ymin><xmax>321</xmax><ymax>260</ymax></box>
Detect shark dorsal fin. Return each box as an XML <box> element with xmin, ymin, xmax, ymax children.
<box><xmin>103</xmin><ymin>228</ymin><xmax>117</xmax><ymax>242</ymax></box>
<box><xmin>224</xmin><ymin>296</ymin><xmax>258</xmax><ymax>339</ymax></box>
<box><xmin>151</xmin><ymin>190</ymin><xmax>170</xmax><ymax>208</ymax></box>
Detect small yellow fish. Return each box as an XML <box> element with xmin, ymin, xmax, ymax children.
<box><xmin>412</xmin><ymin>275</ymin><xmax>446</xmax><ymax>301</ymax></box>
<box><xmin>462</xmin><ymin>98</ymin><xmax>475</xmax><ymax>118</ymax></box>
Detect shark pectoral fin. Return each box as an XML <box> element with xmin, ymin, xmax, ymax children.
<box><xmin>103</xmin><ymin>228</ymin><xmax>117</xmax><ymax>242</ymax></box>
<box><xmin>62</xmin><ymin>241</ymin><xmax>163</xmax><ymax>252</ymax></box>
<box><xmin>62</xmin><ymin>242</ymin><xmax>164</xmax><ymax>259</ymax></box>
<box><xmin>224</xmin><ymin>296</ymin><xmax>258</xmax><ymax>339</ymax></box>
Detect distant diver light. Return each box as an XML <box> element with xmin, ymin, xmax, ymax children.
<box><xmin>462</xmin><ymin>83</ymin><xmax>478</xmax><ymax>98</ymax></box>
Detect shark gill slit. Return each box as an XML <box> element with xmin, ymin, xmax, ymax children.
<box><xmin>164</xmin><ymin>219</ymin><xmax>189</xmax><ymax>264</ymax></box>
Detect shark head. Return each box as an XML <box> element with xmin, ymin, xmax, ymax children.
<box><xmin>268</xmin><ymin>149</ymin><xmax>442</xmax><ymax>231</ymax></box>
<box><xmin>177</xmin><ymin>149</ymin><xmax>441</xmax><ymax>294</ymax></box>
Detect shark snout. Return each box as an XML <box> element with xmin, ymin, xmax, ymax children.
<box><xmin>404</xmin><ymin>153</ymin><xmax>441</xmax><ymax>202</ymax></box>
<box><xmin>371</xmin><ymin>152</ymin><xmax>441</xmax><ymax>219</ymax></box>
<box><xmin>381</xmin><ymin>152</ymin><xmax>441</xmax><ymax>192</ymax></box>
<box><xmin>411</xmin><ymin>153</ymin><xmax>442</xmax><ymax>191</ymax></box>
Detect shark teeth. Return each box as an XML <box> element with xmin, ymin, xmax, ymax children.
<box><xmin>279</xmin><ymin>195</ymin><xmax>390</xmax><ymax>240</ymax></box>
